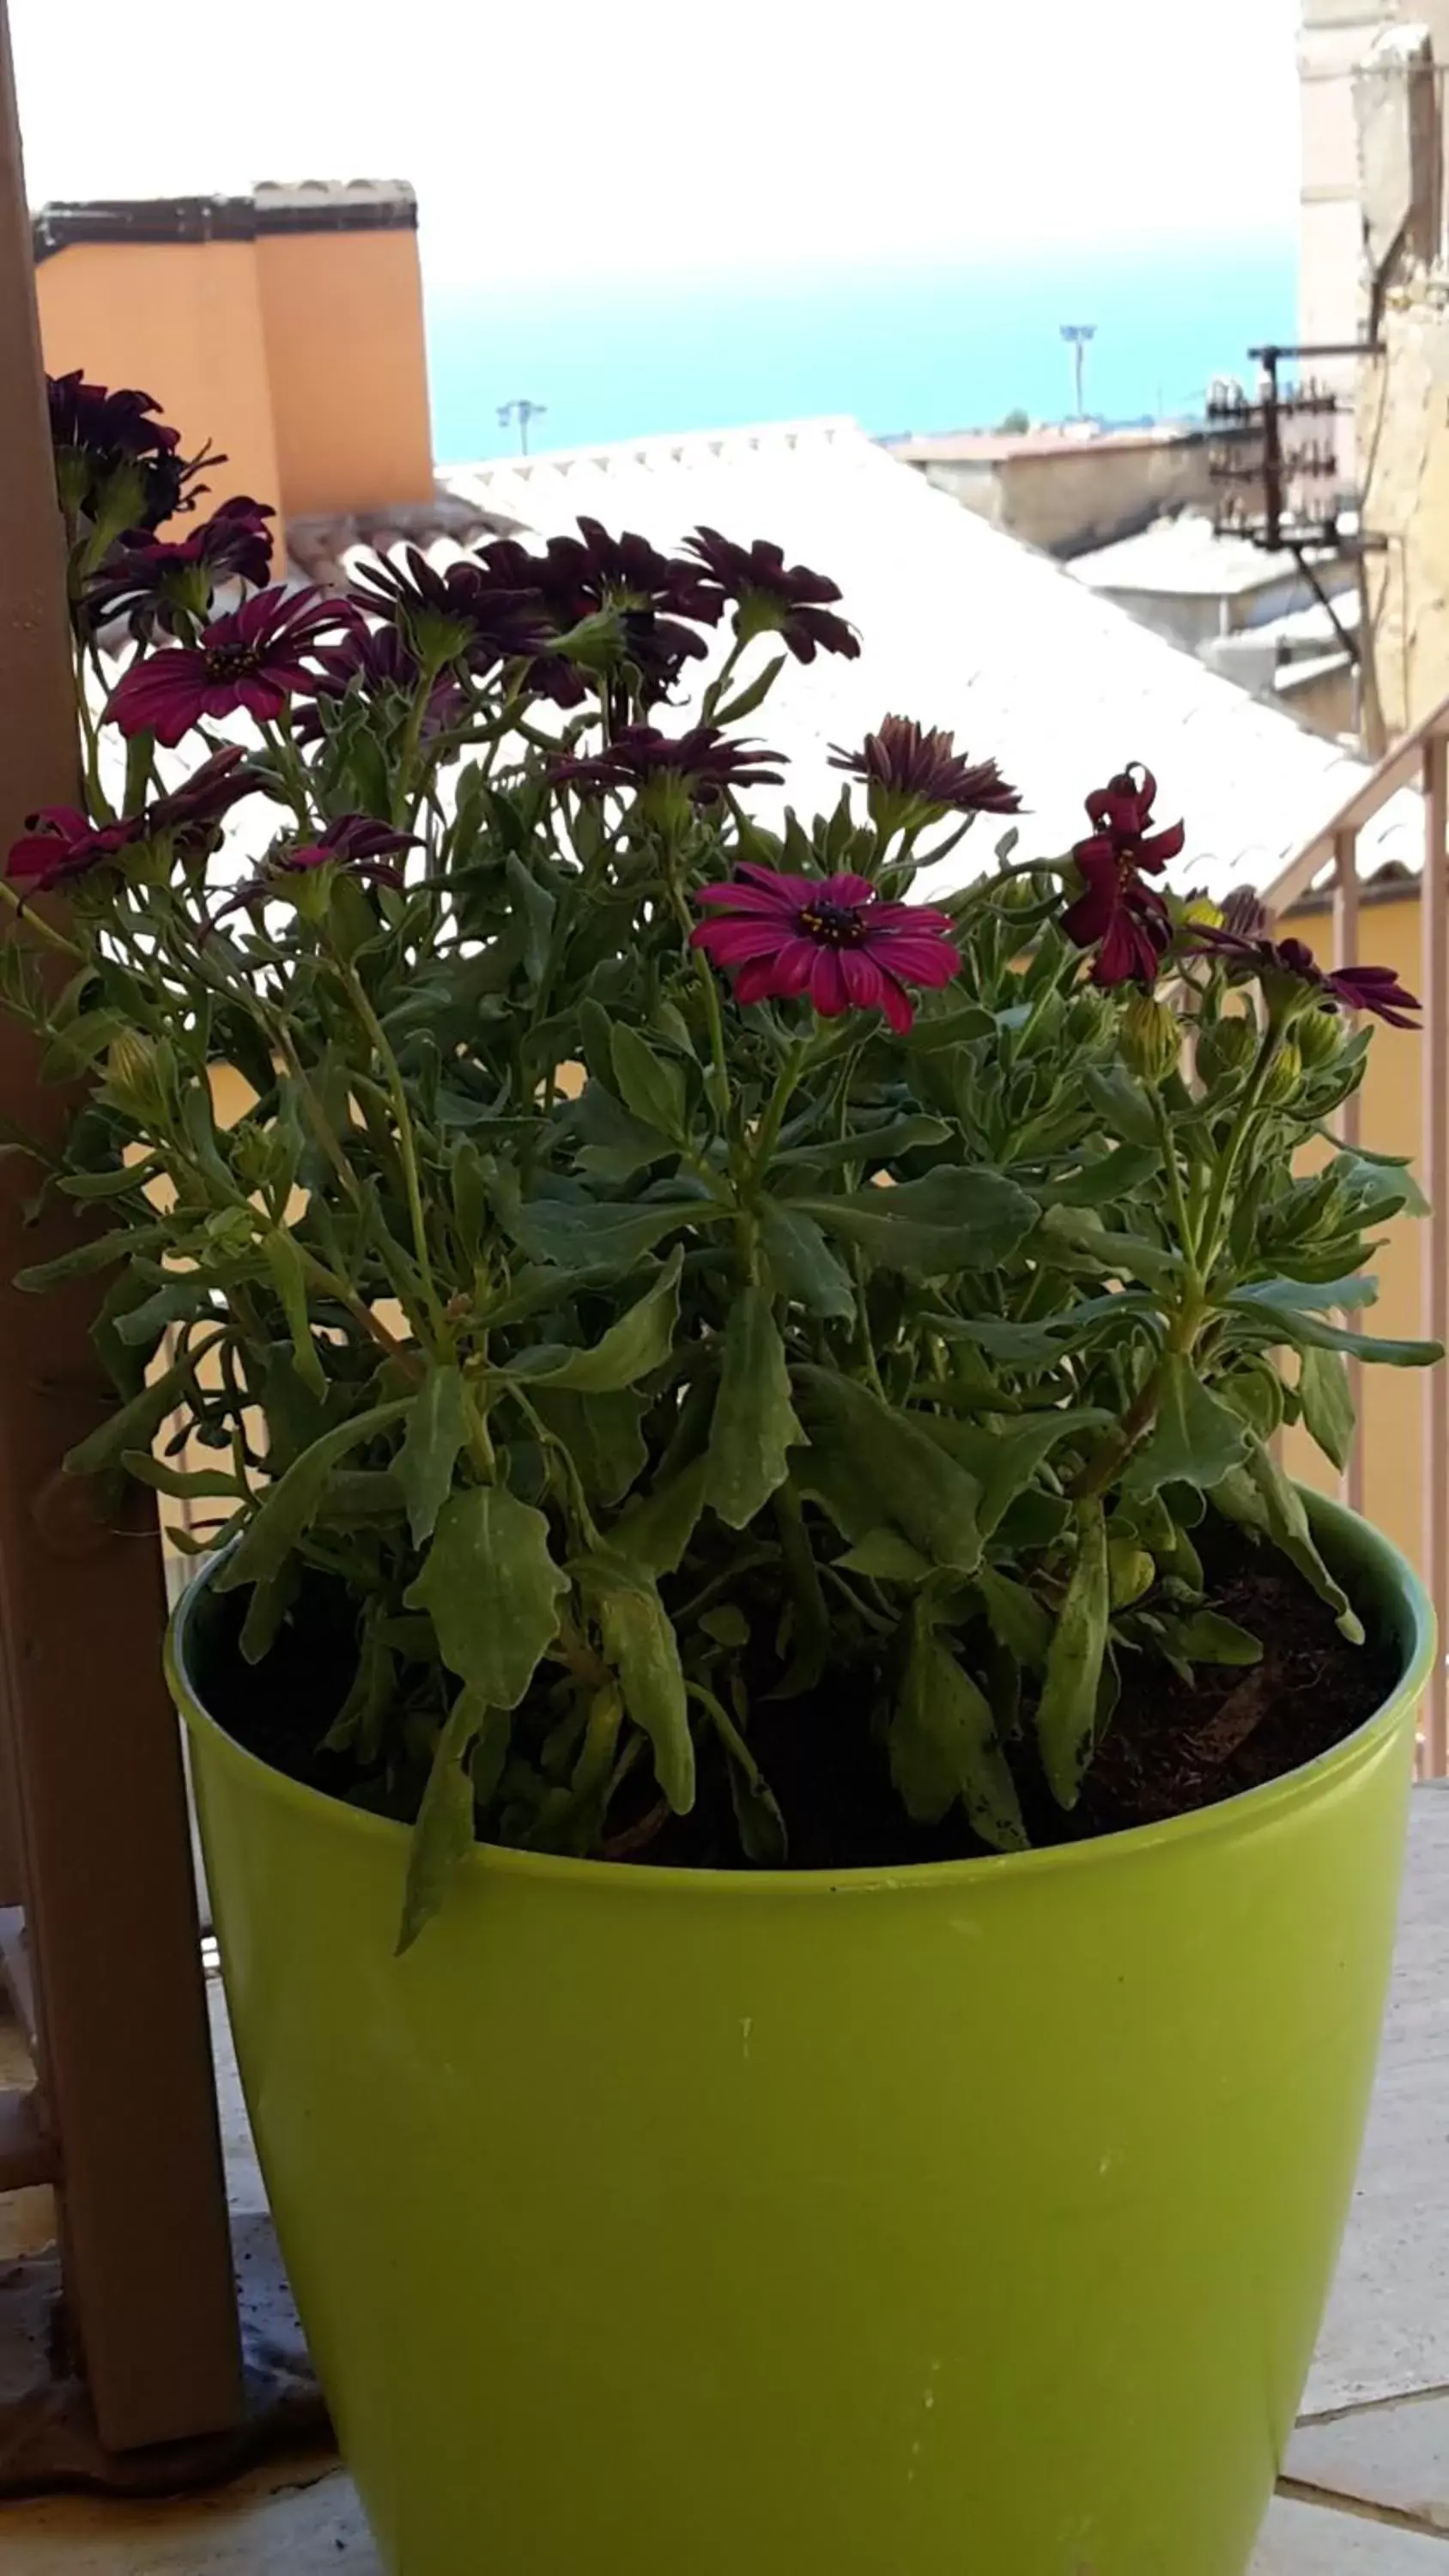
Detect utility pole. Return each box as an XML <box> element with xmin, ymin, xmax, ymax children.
<box><xmin>497</xmin><ymin>398</ymin><xmax>547</xmax><ymax>457</ymax></box>
<box><xmin>1059</xmin><ymin>323</ymin><xmax>1097</xmax><ymax>421</ymax></box>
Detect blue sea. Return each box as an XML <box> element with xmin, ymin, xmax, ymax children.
<box><xmin>424</xmin><ymin>237</ymin><xmax>1298</xmax><ymax>464</ymax></box>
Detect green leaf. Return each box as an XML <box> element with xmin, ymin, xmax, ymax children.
<box><xmin>571</xmin><ymin>1079</ymin><xmax>676</xmax><ymax>1182</ymax></box>
<box><xmin>15</xmin><ymin>1224</ymin><xmax>163</xmax><ymax>1293</ymax></box>
<box><xmin>759</xmin><ymin>1200</ymin><xmax>855</xmax><ymax>1320</ymax></box>
<box><xmin>836</xmin><ymin>1528</ymin><xmax>934</xmax><ymax>1584</ymax></box>
<box><xmin>1232</xmin><ymin>1275</ymin><xmax>1379</xmax><ymax>1317</ymax></box>
<box><xmin>1038</xmin><ymin>1204</ymin><xmax>1179</xmax><ymax>1292</ymax></box>
<box><xmin>579</xmin><ymin>1558</ymin><xmax>694</xmax><ymax>1811</ymax></box>
<box><xmin>397</xmin><ymin>1363</ymin><xmax>470</xmax><ymax>1546</ymax></box>
<box><xmin>793</xmin><ymin>1368</ymin><xmax>982</xmax><ymax>1573</ymax></box>
<box><xmin>1124</xmin><ymin>1356</ymin><xmax>1248</xmax><ymax>1498</ymax></box>
<box><xmin>214</xmin><ymin>1400</ymin><xmax>410</xmax><ymax>1595</ymax></box>
<box><xmin>58</xmin><ymin>1158</ymin><xmax>161</xmax><ymax>1201</ymax></box>
<box><xmin>891</xmin><ymin>1608</ymin><xmax>1028</xmax><ymax>1850</ymax></box>
<box><xmin>533</xmin><ymin>1388</ymin><xmax>647</xmax><ymax>1507</ymax></box>
<box><xmin>699</xmin><ymin>1603</ymin><xmax>750</xmax><ymax>1647</ymax></box>
<box><xmin>121</xmin><ymin>1451</ymin><xmax>242</xmax><ymax>1502</ymax></box>
<box><xmin>405</xmin><ymin>1485</ymin><xmax>569</xmax><ymax>1709</ymax></box>
<box><xmin>794</xmin><ymin>1166</ymin><xmax>1037</xmax><ymax>1279</ymax></box>
<box><xmin>505</xmin><ymin>1192</ymin><xmax>710</xmax><ymax>1275</ymax></box>
<box><xmin>261</xmin><ymin>1226</ymin><xmax>326</xmax><ymax>1400</ymax></box>
<box><xmin>1216</xmin><ymin>1360</ymin><xmax>1284</xmax><ymax>1442</ymax></box>
<box><xmin>1299</xmin><ymin>1344</ymin><xmax>1355</xmax><ymax>1474</ymax></box>
<box><xmin>505</xmin><ymin>1248</ymin><xmax>682</xmax><ymax>1391</ymax></box>
<box><xmin>1213</xmin><ymin>1441</ymin><xmax>1365</xmax><ymax>1643</ymax></box>
<box><xmin>610</xmin><ymin>1024</ymin><xmax>685</xmax><ymax>1140</ymax></box>
<box><xmin>66</xmin><ymin>1339</ymin><xmax>219</xmax><ymax>1479</ymax></box>
<box><xmin>706</xmin><ymin>1287</ymin><xmax>804</xmax><ymax>1529</ymax></box>
<box><xmin>1082</xmin><ymin>1065</ymin><xmax>1158</xmax><ymax>1149</ymax></box>
<box><xmin>609</xmin><ymin>1455</ymin><xmax>709</xmax><ymax>1577</ymax></box>
<box><xmin>1048</xmin><ymin>1142</ymin><xmax>1162</xmax><ymax>1206</ymax></box>
<box><xmin>772</xmin><ymin>1115</ymin><xmax>950</xmax><ymax>1174</ymax></box>
<box><xmin>503</xmin><ymin>852</ymin><xmax>555</xmax><ymax>987</ymax></box>
<box><xmin>973</xmin><ymin>1566</ymin><xmax>1052</xmax><ymax>1668</ymax></box>
<box><xmin>944</xmin><ymin>1406</ymin><xmax>1114</xmax><ymax>1535</ymax></box>
<box><xmin>1157</xmin><ymin>1609</ymin><xmax>1263</xmax><ymax>1668</ymax></box>
<box><xmin>929</xmin><ymin>1296</ymin><xmax>1156</xmax><ymax>1365</ymax></box>
<box><xmin>1228</xmin><ymin>1291</ymin><xmax>1440</xmax><ymax>1369</ymax></box>
<box><xmin>397</xmin><ymin>1691</ymin><xmax>483</xmax><ymax>1955</ymax></box>
<box><xmin>710</xmin><ymin>649</ymin><xmax>787</xmax><ymax>726</ymax></box>
<box><xmin>1035</xmin><ymin>1498</ymin><xmax>1109</xmax><ymax>1808</ymax></box>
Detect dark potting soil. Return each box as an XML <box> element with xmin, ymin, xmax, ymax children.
<box><xmin>194</xmin><ymin>1524</ymin><xmax>1404</xmax><ymax>1873</ymax></box>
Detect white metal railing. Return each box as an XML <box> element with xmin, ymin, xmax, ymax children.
<box><xmin>1268</xmin><ymin>694</ymin><xmax>1449</xmax><ymax>1769</ymax></box>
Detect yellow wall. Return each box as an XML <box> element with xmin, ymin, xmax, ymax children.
<box><xmin>35</xmin><ymin>240</ymin><xmax>284</xmax><ymax>549</ymax></box>
<box><xmin>1280</xmin><ymin>890</ymin><xmax>1431</xmax><ymax>1580</ymax></box>
<box><xmin>34</xmin><ymin>215</ymin><xmax>434</xmax><ymax>547</ymax></box>
<box><xmin>255</xmin><ymin>228</ymin><xmax>433</xmax><ymax>518</ymax></box>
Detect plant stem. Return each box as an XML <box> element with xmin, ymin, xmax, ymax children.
<box><xmin>337</xmin><ymin>960</ymin><xmax>445</xmax><ymax>1337</ymax></box>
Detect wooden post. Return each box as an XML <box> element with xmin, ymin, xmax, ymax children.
<box><xmin>1422</xmin><ymin>736</ymin><xmax>1448</xmax><ymax>1776</ymax></box>
<box><xmin>0</xmin><ymin>0</ymin><xmax>243</xmax><ymax>2451</ymax></box>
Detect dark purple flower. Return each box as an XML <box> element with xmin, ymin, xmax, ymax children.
<box><xmin>550</xmin><ymin>725</ymin><xmax>785</xmax><ymax>801</ymax></box>
<box><xmin>279</xmin><ymin>814</ymin><xmax>417</xmax><ymax>879</ymax></box>
<box><xmin>106</xmin><ymin>587</ymin><xmax>357</xmax><ymax>746</ymax></box>
<box><xmin>211</xmin><ymin>813</ymin><xmax>419</xmax><ymax>926</ymax></box>
<box><xmin>828</xmin><ymin>716</ymin><xmax>1022</xmax><ymax>819</ymax></box>
<box><xmin>83</xmin><ymin>496</ymin><xmax>276</xmax><ymax>636</ymax></box>
<box><xmin>292</xmin><ymin>624</ymin><xmax>468</xmax><ymax>745</ymax></box>
<box><xmin>1220</xmin><ymin>885</ymin><xmax>1270</xmax><ymax>942</ymax></box>
<box><xmin>1060</xmin><ymin>763</ymin><xmax>1185</xmax><ymax>987</ymax></box>
<box><xmin>1191</xmin><ymin>927</ymin><xmax>1421</xmax><ymax>1029</ymax></box>
<box><xmin>46</xmin><ymin>369</ymin><xmax>212</xmax><ymax>531</ymax></box>
<box><xmin>350</xmin><ymin>547</ymin><xmax>549</xmax><ymax>670</ymax></box>
<box><xmin>483</xmin><ymin>521</ymin><xmax>719</xmax><ymax>704</ymax></box>
<box><xmin>682</xmin><ymin>528</ymin><xmax>860</xmax><ymax>663</ymax></box>
<box><xmin>7</xmin><ymin>747</ymin><xmax>258</xmax><ymax>892</ymax></box>
<box><xmin>691</xmin><ymin>863</ymin><xmax>959</xmax><ymax>1033</ymax></box>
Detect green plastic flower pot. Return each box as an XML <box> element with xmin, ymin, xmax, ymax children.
<box><xmin>168</xmin><ymin>1497</ymin><xmax>1432</xmax><ymax>2576</ymax></box>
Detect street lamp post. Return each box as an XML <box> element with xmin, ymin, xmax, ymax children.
<box><xmin>1059</xmin><ymin>323</ymin><xmax>1097</xmax><ymax>422</ymax></box>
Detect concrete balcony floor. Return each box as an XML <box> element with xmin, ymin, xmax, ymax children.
<box><xmin>7</xmin><ymin>1789</ymin><xmax>1449</xmax><ymax>2571</ymax></box>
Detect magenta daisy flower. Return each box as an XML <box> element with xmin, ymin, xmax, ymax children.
<box><xmin>106</xmin><ymin>587</ymin><xmax>356</xmax><ymax>747</ymax></box>
<box><xmin>691</xmin><ymin>864</ymin><xmax>959</xmax><ymax>1033</ymax></box>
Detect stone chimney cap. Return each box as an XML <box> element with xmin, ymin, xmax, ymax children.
<box><xmin>32</xmin><ymin>182</ymin><xmax>417</xmax><ymax>262</ymax></box>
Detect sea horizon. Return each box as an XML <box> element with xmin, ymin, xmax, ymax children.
<box><xmin>423</xmin><ymin>234</ymin><xmax>1298</xmax><ymax>466</ymax></box>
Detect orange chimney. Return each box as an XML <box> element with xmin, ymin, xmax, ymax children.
<box><xmin>31</xmin><ymin>183</ymin><xmax>435</xmax><ymax>556</ymax></box>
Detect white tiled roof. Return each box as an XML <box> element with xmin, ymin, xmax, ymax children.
<box><xmin>444</xmin><ymin>420</ymin><xmax>1419</xmax><ymax>903</ymax></box>
<box><xmin>1067</xmin><ymin>513</ymin><xmax>1346</xmax><ymax>604</ymax></box>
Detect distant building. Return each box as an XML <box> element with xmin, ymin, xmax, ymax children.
<box><xmin>884</xmin><ymin>422</ymin><xmax>1215</xmax><ymax>561</ymax></box>
<box><xmin>1067</xmin><ymin>514</ymin><xmax>1359</xmax><ymax>738</ymax></box>
<box><xmin>1295</xmin><ymin>8</ymin><xmax>1449</xmax><ymax>734</ymax></box>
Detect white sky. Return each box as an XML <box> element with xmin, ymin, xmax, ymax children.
<box><xmin>9</xmin><ymin>0</ymin><xmax>1303</xmax><ymax>290</ymax></box>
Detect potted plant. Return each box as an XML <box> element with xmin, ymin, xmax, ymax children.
<box><xmin>3</xmin><ymin>377</ymin><xmax>1438</xmax><ymax>2576</ymax></box>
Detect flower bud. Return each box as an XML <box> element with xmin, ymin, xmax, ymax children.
<box><xmin>1120</xmin><ymin>993</ymin><xmax>1179</xmax><ymax>1088</ymax></box>
<box><xmin>1260</xmin><ymin>1039</ymin><xmax>1303</xmax><ymax>1108</ymax></box>
<box><xmin>1195</xmin><ymin>1012</ymin><xmax>1257</xmax><ymax>1085</ymax></box>
<box><xmin>1065</xmin><ymin>988</ymin><xmax>1113</xmax><ymax>1046</ymax></box>
<box><xmin>1294</xmin><ymin>1005</ymin><xmax>1342</xmax><ymax>1070</ymax></box>
<box><xmin>105</xmin><ymin>1029</ymin><xmax>161</xmax><ymax>1114</ymax></box>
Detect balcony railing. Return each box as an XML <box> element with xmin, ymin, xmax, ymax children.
<box><xmin>1267</xmin><ymin>701</ymin><xmax>1449</xmax><ymax>1771</ymax></box>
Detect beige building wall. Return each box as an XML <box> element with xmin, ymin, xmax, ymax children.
<box><xmin>906</xmin><ymin>437</ymin><xmax>1214</xmax><ymax>561</ymax></box>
